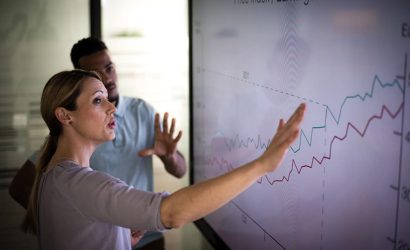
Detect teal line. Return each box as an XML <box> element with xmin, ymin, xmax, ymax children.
<box><xmin>290</xmin><ymin>75</ymin><xmax>404</xmax><ymax>153</ymax></box>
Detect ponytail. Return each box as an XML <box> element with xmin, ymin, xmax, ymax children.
<box><xmin>22</xmin><ymin>134</ymin><xmax>58</xmax><ymax>233</ymax></box>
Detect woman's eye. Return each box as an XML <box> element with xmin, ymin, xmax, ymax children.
<box><xmin>93</xmin><ymin>98</ymin><xmax>102</xmax><ymax>104</ymax></box>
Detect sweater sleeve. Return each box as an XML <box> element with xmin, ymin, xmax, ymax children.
<box><xmin>53</xmin><ymin>163</ymin><xmax>168</xmax><ymax>231</ymax></box>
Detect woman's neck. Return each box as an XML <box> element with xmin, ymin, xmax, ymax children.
<box><xmin>49</xmin><ymin>134</ymin><xmax>96</xmax><ymax>168</ymax></box>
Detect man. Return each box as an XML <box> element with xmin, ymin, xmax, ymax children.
<box><xmin>9</xmin><ymin>37</ymin><xmax>187</xmax><ymax>250</ymax></box>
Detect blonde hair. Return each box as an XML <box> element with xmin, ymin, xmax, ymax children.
<box><xmin>23</xmin><ymin>69</ymin><xmax>101</xmax><ymax>233</ymax></box>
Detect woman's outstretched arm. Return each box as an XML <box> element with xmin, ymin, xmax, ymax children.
<box><xmin>160</xmin><ymin>103</ymin><xmax>306</xmax><ymax>229</ymax></box>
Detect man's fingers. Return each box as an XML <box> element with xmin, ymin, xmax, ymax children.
<box><xmin>174</xmin><ymin>131</ymin><xmax>182</xmax><ymax>143</ymax></box>
<box><xmin>131</xmin><ymin>230</ymin><xmax>145</xmax><ymax>237</ymax></box>
<box><xmin>138</xmin><ymin>148</ymin><xmax>155</xmax><ymax>157</ymax></box>
<box><xmin>154</xmin><ymin>113</ymin><xmax>161</xmax><ymax>133</ymax></box>
<box><xmin>170</xmin><ymin>118</ymin><xmax>176</xmax><ymax>136</ymax></box>
<box><xmin>163</xmin><ymin>112</ymin><xmax>169</xmax><ymax>132</ymax></box>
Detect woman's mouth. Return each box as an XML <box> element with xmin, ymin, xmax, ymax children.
<box><xmin>108</xmin><ymin>119</ymin><xmax>116</xmax><ymax>129</ymax></box>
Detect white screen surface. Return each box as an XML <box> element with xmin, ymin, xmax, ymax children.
<box><xmin>191</xmin><ymin>1</ymin><xmax>410</xmax><ymax>249</ymax></box>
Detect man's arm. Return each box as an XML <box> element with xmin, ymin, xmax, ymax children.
<box><xmin>159</xmin><ymin>150</ymin><xmax>186</xmax><ymax>178</ymax></box>
<box><xmin>8</xmin><ymin>159</ymin><xmax>36</xmax><ymax>209</ymax></box>
<box><xmin>139</xmin><ymin>112</ymin><xmax>187</xmax><ymax>178</ymax></box>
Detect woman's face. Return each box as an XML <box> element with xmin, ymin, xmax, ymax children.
<box><xmin>69</xmin><ymin>77</ymin><xmax>116</xmax><ymax>143</ymax></box>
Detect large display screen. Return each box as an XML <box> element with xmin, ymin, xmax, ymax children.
<box><xmin>190</xmin><ymin>0</ymin><xmax>410</xmax><ymax>249</ymax></box>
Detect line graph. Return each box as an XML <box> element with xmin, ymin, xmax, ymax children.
<box><xmin>221</xmin><ymin>75</ymin><xmax>403</xmax><ymax>154</ymax></box>
<box><xmin>203</xmin><ymin>60</ymin><xmax>405</xmax><ymax>186</ymax></box>
<box><xmin>205</xmin><ymin>102</ymin><xmax>404</xmax><ymax>186</ymax></box>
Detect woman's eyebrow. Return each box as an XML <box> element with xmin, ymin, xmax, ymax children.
<box><xmin>92</xmin><ymin>89</ymin><xmax>107</xmax><ymax>96</ymax></box>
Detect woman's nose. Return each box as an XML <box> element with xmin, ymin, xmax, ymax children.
<box><xmin>106</xmin><ymin>99</ymin><xmax>116</xmax><ymax>114</ymax></box>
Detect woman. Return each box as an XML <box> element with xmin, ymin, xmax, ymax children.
<box><xmin>24</xmin><ymin>70</ymin><xmax>306</xmax><ymax>249</ymax></box>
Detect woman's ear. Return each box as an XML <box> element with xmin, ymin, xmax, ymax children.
<box><xmin>55</xmin><ymin>107</ymin><xmax>72</xmax><ymax>125</ymax></box>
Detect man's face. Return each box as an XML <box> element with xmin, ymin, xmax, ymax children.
<box><xmin>78</xmin><ymin>49</ymin><xmax>119</xmax><ymax>103</ymax></box>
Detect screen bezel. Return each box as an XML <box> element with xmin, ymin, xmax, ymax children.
<box><xmin>188</xmin><ymin>0</ymin><xmax>230</xmax><ymax>248</ymax></box>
